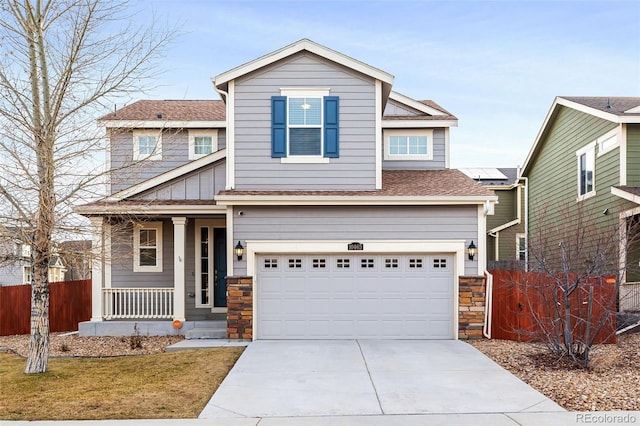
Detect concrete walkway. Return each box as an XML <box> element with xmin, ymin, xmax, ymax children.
<box><xmin>200</xmin><ymin>340</ymin><xmax>563</xmax><ymax>418</ymax></box>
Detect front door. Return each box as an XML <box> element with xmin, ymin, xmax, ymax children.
<box><xmin>213</xmin><ymin>227</ymin><xmax>227</xmax><ymax>307</ymax></box>
<box><xmin>195</xmin><ymin>220</ymin><xmax>227</xmax><ymax>309</ymax></box>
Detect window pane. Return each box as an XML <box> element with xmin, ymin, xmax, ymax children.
<box><xmin>417</xmin><ymin>136</ymin><xmax>428</xmax><ymax>154</ymax></box>
<box><xmin>289</xmin><ymin>128</ymin><xmax>321</xmax><ymax>155</ymax></box>
<box><xmin>409</xmin><ymin>136</ymin><xmax>419</xmax><ymax>154</ymax></box>
<box><xmin>289</xmin><ymin>97</ymin><xmax>321</xmax><ymax>125</ymax></box>
<box><xmin>140</xmin><ymin>248</ymin><xmax>157</xmax><ymax>266</ymax></box>
<box><xmin>138</xmin><ymin>136</ymin><xmax>156</xmax><ymax>155</ymax></box>
<box><xmin>194</xmin><ymin>136</ymin><xmax>212</xmax><ymax>155</ymax></box>
<box><xmin>139</xmin><ymin>229</ymin><xmax>156</xmax><ymax>246</ymax></box>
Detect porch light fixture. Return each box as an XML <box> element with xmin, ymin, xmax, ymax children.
<box><xmin>235</xmin><ymin>241</ymin><xmax>244</xmax><ymax>261</ymax></box>
<box><xmin>467</xmin><ymin>240</ymin><xmax>477</xmax><ymax>261</ymax></box>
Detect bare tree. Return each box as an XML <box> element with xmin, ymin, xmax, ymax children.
<box><xmin>0</xmin><ymin>0</ymin><xmax>173</xmax><ymax>373</ymax></box>
<box><xmin>523</xmin><ymin>202</ymin><xmax>639</xmax><ymax>367</ymax></box>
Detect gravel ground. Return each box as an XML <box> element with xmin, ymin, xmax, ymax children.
<box><xmin>0</xmin><ymin>332</ymin><xmax>184</xmax><ymax>357</ymax></box>
<box><xmin>2</xmin><ymin>332</ymin><xmax>639</xmax><ymax>411</ymax></box>
<box><xmin>470</xmin><ymin>333</ymin><xmax>640</xmax><ymax>411</ymax></box>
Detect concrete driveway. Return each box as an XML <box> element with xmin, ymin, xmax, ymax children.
<box><xmin>200</xmin><ymin>340</ymin><xmax>564</xmax><ymax>419</ymax></box>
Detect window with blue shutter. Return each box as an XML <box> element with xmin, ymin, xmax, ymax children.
<box><xmin>272</xmin><ymin>92</ymin><xmax>340</xmax><ymax>159</ymax></box>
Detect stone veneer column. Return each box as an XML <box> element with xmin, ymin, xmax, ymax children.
<box><xmin>227</xmin><ymin>276</ymin><xmax>253</xmax><ymax>339</ymax></box>
<box><xmin>458</xmin><ymin>276</ymin><xmax>486</xmax><ymax>340</ymax></box>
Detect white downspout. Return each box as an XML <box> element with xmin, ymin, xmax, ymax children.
<box><xmin>483</xmin><ymin>270</ymin><xmax>493</xmax><ymax>338</ymax></box>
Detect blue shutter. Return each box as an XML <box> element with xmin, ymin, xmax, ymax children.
<box><xmin>271</xmin><ymin>96</ymin><xmax>287</xmax><ymax>158</ymax></box>
<box><xmin>323</xmin><ymin>96</ymin><xmax>339</xmax><ymax>158</ymax></box>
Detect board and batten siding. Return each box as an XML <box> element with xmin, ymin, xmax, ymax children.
<box><xmin>382</xmin><ymin>128</ymin><xmax>447</xmax><ymax>170</ymax></box>
<box><xmin>626</xmin><ymin>124</ymin><xmax>640</xmax><ymax>187</ymax></box>
<box><xmin>134</xmin><ymin>160</ymin><xmax>226</xmax><ymax>201</ymax></box>
<box><xmin>527</xmin><ymin>106</ymin><xmax>623</xmax><ymax>246</ymax></box>
<box><xmin>232</xmin><ymin>205</ymin><xmax>479</xmax><ymax>275</ymax></box>
<box><xmin>109</xmin><ymin>129</ymin><xmax>226</xmax><ymax>194</ymax></box>
<box><xmin>233</xmin><ymin>52</ymin><xmax>377</xmax><ymax>190</ymax></box>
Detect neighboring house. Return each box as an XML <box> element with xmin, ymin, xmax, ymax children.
<box><xmin>460</xmin><ymin>168</ymin><xmax>526</xmax><ymax>270</ymax></box>
<box><xmin>59</xmin><ymin>240</ymin><xmax>92</xmax><ymax>281</ymax></box>
<box><xmin>0</xmin><ymin>226</ymin><xmax>67</xmax><ymax>285</ymax></box>
<box><xmin>520</xmin><ymin>96</ymin><xmax>640</xmax><ymax>311</ymax></box>
<box><xmin>76</xmin><ymin>39</ymin><xmax>497</xmax><ymax>339</ymax></box>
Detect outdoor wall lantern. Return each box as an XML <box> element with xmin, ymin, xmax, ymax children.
<box><xmin>467</xmin><ymin>240</ymin><xmax>477</xmax><ymax>261</ymax></box>
<box><xmin>235</xmin><ymin>241</ymin><xmax>244</xmax><ymax>261</ymax></box>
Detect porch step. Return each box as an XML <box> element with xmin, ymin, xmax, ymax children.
<box><xmin>185</xmin><ymin>321</ymin><xmax>227</xmax><ymax>339</ymax></box>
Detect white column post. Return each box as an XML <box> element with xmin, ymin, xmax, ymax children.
<box><xmin>172</xmin><ymin>217</ymin><xmax>187</xmax><ymax>322</ymax></box>
<box><xmin>89</xmin><ymin>217</ymin><xmax>104</xmax><ymax>322</ymax></box>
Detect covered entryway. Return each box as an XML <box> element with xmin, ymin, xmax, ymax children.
<box><xmin>256</xmin><ymin>253</ymin><xmax>454</xmax><ymax>339</ymax></box>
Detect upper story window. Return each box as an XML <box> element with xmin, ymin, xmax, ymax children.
<box><xmin>189</xmin><ymin>130</ymin><xmax>218</xmax><ymax>160</ymax></box>
<box><xmin>272</xmin><ymin>89</ymin><xmax>339</xmax><ymax>162</ymax></box>
<box><xmin>383</xmin><ymin>129</ymin><xmax>433</xmax><ymax>161</ymax></box>
<box><xmin>133</xmin><ymin>222</ymin><xmax>163</xmax><ymax>272</ymax></box>
<box><xmin>596</xmin><ymin>128</ymin><xmax>619</xmax><ymax>157</ymax></box>
<box><xmin>133</xmin><ymin>130</ymin><xmax>162</xmax><ymax>161</ymax></box>
<box><xmin>576</xmin><ymin>143</ymin><xmax>596</xmax><ymax>200</ymax></box>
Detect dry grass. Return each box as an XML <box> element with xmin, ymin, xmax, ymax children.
<box><xmin>0</xmin><ymin>347</ymin><xmax>244</xmax><ymax>420</ymax></box>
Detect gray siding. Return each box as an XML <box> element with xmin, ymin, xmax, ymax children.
<box><xmin>110</xmin><ymin>219</ymin><xmax>174</xmax><ymax>288</ymax></box>
<box><xmin>109</xmin><ymin>128</ymin><xmax>226</xmax><ymax>194</ymax></box>
<box><xmin>233</xmin><ymin>52</ymin><xmax>377</xmax><ymax>190</ymax></box>
<box><xmin>232</xmin><ymin>205</ymin><xmax>479</xmax><ymax>275</ymax></box>
<box><xmin>134</xmin><ymin>159</ymin><xmax>226</xmax><ymax>201</ymax></box>
<box><xmin>0</xmin><ymin>261</ymin><xmax>27</xmax><ymax>285</ymax></box>
<box><xmin>382</xmin><ymin>128</ymin><xmax>447</xmax><ymax>170</ymax></box>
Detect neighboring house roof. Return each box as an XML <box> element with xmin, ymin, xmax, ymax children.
<box><xmin>98</xmin><ymin>100</ymin><xmax>226</xmax><ymax>128</ymax></box>
<box><xmin>460</xmin><ymin>168</ymin><xmax>519</xmax><ymax>187</ymax></box>
<box><xmin>522</xmin><ymin>96</ymin><xmax>640</xmax><ymax>175</ymax></box>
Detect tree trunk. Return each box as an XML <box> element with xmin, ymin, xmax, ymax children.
<box><xmin>25</xmin><ymin>270</ymin><xmax>50</xmax><ymax>373</ymax></box>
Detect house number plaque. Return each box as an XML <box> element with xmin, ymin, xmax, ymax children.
<box><xmin>348</xmin><ymin>242</ymin><xmax>364</xmax><ymax>251</ymax></box>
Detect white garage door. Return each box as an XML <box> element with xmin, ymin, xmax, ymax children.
<box><xmin>257</xmin><ymin>254</ymin><xmax>454</xmax><ymax>339</ymax></box>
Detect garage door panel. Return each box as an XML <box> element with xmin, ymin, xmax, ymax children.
<box><xmin>257</xmin><ymin>253</ymin><xmax>454</xmax><ymax>339</ymax></box>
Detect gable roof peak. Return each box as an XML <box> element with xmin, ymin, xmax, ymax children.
<box><xmin>213</xmin><ymin>39</ymin><xmax>394</xmax><ymax>96</ymax></box>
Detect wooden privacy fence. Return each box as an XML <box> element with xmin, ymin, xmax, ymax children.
<box><xmin>489</xmin><ymin>270</ymin><xmax>617</xmax><ymax>344</ymax></box>
<box><xmin>0</xmin><ymin>279</ymin><xmax>91</xmax><ymax>336</ymax></box>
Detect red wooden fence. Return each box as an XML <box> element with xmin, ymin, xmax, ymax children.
<box><xmin>0</xmin><ymin>279</ymin><xmax>91</xmax><ymax>336</ymax></box>
<box><xmin>489</xmin><ymin>270</ymin><xmax>616</xmax><ymax>344</ymax></box>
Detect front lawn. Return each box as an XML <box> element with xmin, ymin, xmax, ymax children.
<box><xmin>0</xmin><ymin>347</ymin><xmax>243</xmax><ymax>420</ymax></box>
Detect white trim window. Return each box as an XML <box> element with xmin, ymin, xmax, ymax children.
<box><xmin>596</xmin><ymin>128</ymin><xmax>620</xmax><ymax>157</ymax></box>
<box><xmin>133</xmin><ymin>130</ymin><xmax>162</xmax><ymax>161</ymax></box>
<box><xmin>516</xmin><ymin>234</ymin><xmax>526</xmax><ymax>261</ymax></box>
<box><xmin>576</xmin><ymin>143</ymin><xmax>596</xmax><ymax>200</ymax></box>
<box><xmin>281</xmin><ymin>88</ymin><xmax>330</xmax><ymax>159</ymax></box>
<box><xmin>188</xmin><ymin>130</ymin><xmax>218</xmax><ymax>160</ymax></box>
<box><xmin>384</xmin><ymin>129</ymin><xmax>434</xmax><ymax>161</ymax></box>
<box><xmin>133</xmin><ymin>222</ymin><xmax>163</xmax><ymax>272</ymax></box>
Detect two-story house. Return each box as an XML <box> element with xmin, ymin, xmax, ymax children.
<box><xmin>460</xmin><ymin>168</ymin><xmax>526</xmax><ymax>271</ymax></box>
<box><xmin>521</xmin><ymin>96</ymin><xmax>640</xmax><ymax>311</ymax></box>
<box><xmin>77</xmin><ymin>39</ymin><xmax>497</xmax><ymax>340</ymax></box>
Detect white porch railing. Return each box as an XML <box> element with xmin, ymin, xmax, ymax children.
<box><xmin>103</xmin><ymin>288</ymin><xmax>174</xmax><ymax>319</ymax></box>
<box><xmin>620</xmin><ymin>282</ymin><xmax>640</xmax><ymax>312</ymax></box>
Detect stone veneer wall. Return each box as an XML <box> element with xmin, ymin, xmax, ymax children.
<box><xmin>226</xmin><ymin>276</ymin><xmax>253</xmax><ymax>339</ymax></box>
<box><xmin>458</xmin><ymin>275</ymin><xmax>486</xmax><ymax>340</ymax></box>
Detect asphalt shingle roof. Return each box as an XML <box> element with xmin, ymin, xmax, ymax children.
<box><xmin>561</xmin><ymin>97</ymin><xmax>640</xmax><ymax>116</ymax></box>
<box><xmin>99</xmin><ymin>100</ymin><xmax>226</xmax><ymax>122</ymax></box>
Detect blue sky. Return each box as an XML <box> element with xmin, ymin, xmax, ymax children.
<box><xmin>128</xmin><ymin>0</ymin><xmax>640</xmax><ymax>168</ymax></box>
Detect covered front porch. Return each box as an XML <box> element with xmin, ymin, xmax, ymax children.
<box><xmin>80</xmin><ymin>212</ymin><xmax>232</xmax><ymax>336</ymax></box>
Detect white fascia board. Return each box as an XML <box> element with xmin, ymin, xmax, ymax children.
<box><xmin>521</xmin><ymin>97</ymin><xmax>562</xmax><ymax>176</ymax></box>
<box><xmin>213</xmin><ymin>39</ymin><xmax>394</xmax><ymax>87</ymax></box>
<box><xmin>99</xmin><ymin>120</ymin><xmax>226</xmax><ymax>129</ymax></box>
<box><xmin>105</xmin><ymin>149</ymin><xmax>226</xmax><ymax>201</ymax></box>
<box><xmin>389</xmin><ymin>91</ymin><xmax>446</xmax><ymax>116</ymax></box>
<box><xmin>382</xmin><ymin>119</ymin><xmax>458</xmax><ymax>128</ymax></box>
<box><xmin>75</xmin><ymin>204</ymin><xmax>226</xmax><ymax>216</ymax></box>
<box><xmin>488</xmin><ymin>218</ymin><xmax>521</xmax><ymax>234</ymax></box>
<box><xmin>611</xmin><ymin>187</ymin><xmax>640</xmax><ymax>205</ymax></box>
<box><xmin>215</xmin><ymin>194</ymin><xmax>499</xmax><ymax>206</ymax></box>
